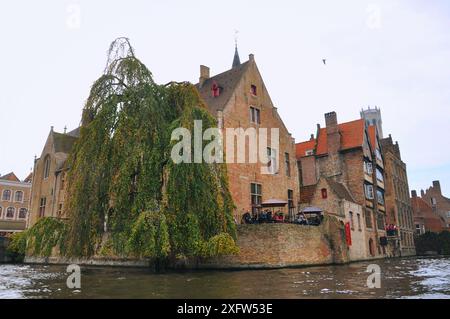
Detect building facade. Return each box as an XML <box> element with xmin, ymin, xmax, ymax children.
<box><xmin>196</xmin><ymin>50</ymin><xmax>300</xmax><ymax>223</ymax></box>
<box><xmin>0</xmin><ymin>172</ymin><xmax>32</xmax><ymax>236</ymax></box>
<box><xmin>381</xmin><ymin>135</ymin><xmax>416</xmax><ymax>256</ymax></box>
<box><xmin>297</xmin><ymin>112</ymin><xmax>388</xmax><ymax>259</ymax></box>
<box><xmin>420</xmin><ymin>181</ymin><xmax>450</xmax><ymax>230</ymax></box>
<box><xmin>411</xmin><ymin>190</ymin><xmax>446</xmax><ymax>235</ymax></box>
<box><xmin>299</xmin><ymin>177</ymin><xmax>368</xmax><ymax>261</ymax></box>
<box><xmin>28</xmin><ymin>127</ymin><xmax>79</xmax><ymax>227</ymax></box>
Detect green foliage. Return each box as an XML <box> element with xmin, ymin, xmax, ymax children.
<box><xmin>202</xmin><ymin>233</ymin><xmax>240</xmax><ymax>258</ymax></box>
<box><xmin>56</xmin><ymin>37</ymin><xmax>237</xmax><ymax>261</ymax></box>
<box><xmin>415</xmin><ymin>231</ymin><xmax>450</xmax><ymax>255</ymax></box>
<box><xmin>26</xmin><ymin>218</ymin><xmax>68</xmax><ymax>257</ymax></box>
<box><xmin>7</xmin><ymin>231</ymin><xmax>28</xmax><ymax>260</ymax></box>
<box><xmin>127</xmin><ymin>211</ymin><xmax>171</xmax><ymax>258</ymax></box>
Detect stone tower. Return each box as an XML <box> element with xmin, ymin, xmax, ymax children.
<box><xmin>360</xmin><ymin>106</ymin><xmax>383</xmax><ymax>138</ymax></box>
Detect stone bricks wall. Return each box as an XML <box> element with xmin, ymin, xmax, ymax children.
<box><xmin>199</xmin><ymin>217</ymin><xmax>349</xmax><ymax>269</ymax></box>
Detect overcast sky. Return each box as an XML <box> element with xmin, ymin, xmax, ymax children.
<box><xmin>0</xmin><ymin>0</ymin><xmax>449</xmax><ymax>195</ymax></box>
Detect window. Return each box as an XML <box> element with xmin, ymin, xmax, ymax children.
<box><xmin>364</xmin><ymin>161</ymin><xmax>373</xmax><ymax>175</ymax></box>
<box><xmin>447</xmin><ymin>211</ymin><xmax>450</xmax><ymax>218</ymax></box>
<box><xmin>250</xmin><ymin>107</ymin><xmax>261</xmax><ymax>124</ymax></box>
<box><xmin>251</xmin><ymin>183</ymin><xmax>262</xmax><ymax>216</ymax></box>
<box><xmin>365</xmin><ymin>184</ymin><xmax>374</xmax><ymax>200</ymax></box>
<box><xmin>321</xmin><ymin>188</ymin><xmax>328</xmax><ymax>199</ymax></box>
<box><xmin>349</xmin><ymin>211</ymin><xmax>354</xmax><ymax>230</ymax></box>
<box><xmin>39</xmin><ymin>197</ymin><xmax>47</xmax><ymax>218</ymax></box>
<box><xmin>376</xmin><ymin>148</ymin><xmax>382</xmax><ymax>161</ymax></box>
<box><xmin>285</xmin><ymin>153</ymin><xmax>291</xmax><ymax>177</ymax></box>
<box><xmin>365</xmin><ymin>210</ymin><xmax>373</xmax><ymax>229</ymax></box>
<box><xmin>2</xmin><ymin>190</ymin><xmax>11</xmax><ymax>201</ymax></box>
<box><xmin>211</xmin><ymin>81</ymin><xmax>222</xmax><ymax>97</ymax></box>
<box><xmin>6</xmin><ymin>207</ymin><xmax>15</xmax><ymax>219</ymax></box>
<box><xmin>43</xmin><ymin>156</ymin><xmax>51</xmax><ymax>179</ymax></box>
<box><xmin>57</xmin><ymin>203</ymin><xmax>63</xmax><ymax>217</ymax></box>
<box><xmin>18</xmin><ymin>208</ymin><xmax>27</xmax><ymax>219</ymax></box>
<box><xmin>376</xmin><ymin>169</ymin><xmax>384</xmax><ymax>183</ymax></box>
<box><xmin>288</xmin><ymin>189</ymin><xmax>294</xmax><ymax>217</ymax></box>
<box><xmin>251</xmin><ymin>85</ymin><xmax>257</xmax><ymax>96</ymax></box>
<box><xmin>357</xmin><ymin>213</ymin><xmax>362</xmax><ymax>231</ymax></box>
<box><xmin>305</xmin><ymin>150</ymin><xmax>314</xmax><ymax>156</ymax></box>
<box><xmin>431</xmin><ymin>198</ymin><xmax>437</xmax><ymax>206</ymax></box>
<box><xmin>0</xmin><ymin>206</ymin><xmax>2</xmax><ymax>218</ymax></box>
<box><xmin>377</xmin><ymin>189</ymin><xmax>385</xmax><ymax>205</ymax></box>
<box><xmin>267</xmin><ymin>147</ymin><xmax>278</xmax><ymax>174</ymax></box>
<box><xmin>60</xmin><ymin>172</ymin><xmax>66</xmax><ymax>190</ymax></box>
<box><xmin>377</xmin><ymin>213</ymin><xmax>385</xmax><ymax>230</ymax></box>
<box><xmin>14</xmin><ymin>191</ymin><xmax>24</xmax><ymax>203</ymax></box>
<box><xmin>415</xmin><ymin>224</ymin><xmax>422</xmax><ymax>235</ymax></box>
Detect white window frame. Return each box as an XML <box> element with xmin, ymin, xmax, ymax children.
<box><xmin>365</xmin><ymin>184</ymin><xmax>374</xmax><ymax>200</ymax></box>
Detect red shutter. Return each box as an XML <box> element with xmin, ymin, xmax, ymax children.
<box><xmin>345</xmin><ymin>222</ymin><xmax>352</xmax><ymax>246</ymax></box>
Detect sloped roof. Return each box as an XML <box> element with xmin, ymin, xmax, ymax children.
<box><xmin>53</xmin><ymin>132</ymin><xmax>78</xmax><ymax>154</ymax></box>
<box><xmin>316</xmin><ymin>119</ymin><xmax>366</xmax><ymax>156</ymax></box>
<box><xmin>0</xmin><ymin>172</ymin><xmax>20</xmax><ymax>182</ymax></box>
<box><xmin>23</xmin><ymin>172</ymin><xmax>33</xmax><ymax>183</ymax></box>
<box><xmin>412</xmin><ymin>196</ymin><xmax>446</xmax><ymax>232</ymax></box>
<box><xmin>195</xmin><ymin>61</ymin><xmax>250</xmax><ymax>115</ymax></box>
<box><xmin>67</xmin><ymin>127</ymin><xmax>81</xmax><ymax>138</ymax></box>
<box><xmin>327</xmin><ymin>178</ymin><xmax>356</xmax><ymax>203</ymax></box>
<box><xmin>368</xmin><ymin>125</ymin><xmax>377</xmax><ymax>151</ymax></box>
<box><xmin>296</xmin><ymin>139</ymin><xmax>316</xmax><ymax>159</ymax></box>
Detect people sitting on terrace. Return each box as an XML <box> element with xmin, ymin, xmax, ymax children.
<box><xmin>295</xmin><ymin>213</ymin><xmax>308</xmax><ymax>225</ymax></box>
<box><xmin>272</xmin><ymin>211</ymin><xmax>285</xmax><ymax>223</ymax></box>
<box><xmin>386</xmin><ymin>224</ymin><xmax>398</xmax><ymax>237</ymax></box>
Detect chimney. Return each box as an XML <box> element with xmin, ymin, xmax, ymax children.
<box><xmin>325</xmin><ymin>111</ymin><xmax>338</xmax><ymax>128</ymax></box>
<box><xmin>411</xmin><ymin>190</ymin><xmax>417</xmax><ymax>198</ymax></box>
<box><xmin>432</xmin><ymin>181</ymin><xmax>442</xmax><ymax>194</ymax></box>
<box><xmin>249</xmin><ymin>54</ymin><xmax>255</xmax><ymax>62</ymax></box>
<box><xmin>421</xmin><ymin>190</ymin><xmax>425</xmax><ymax>197</ymax></box>
<box><xmin>310</xmin><ymin>134</ymin><xmax>314</xmax><ymax>141</ymax></box>
<box><xmin>199</xmin><ymin>65</ymin><xmax>210</xmax><ymax>88</ymax></box>
<box><xmin>325</xmin><ymin>112</ymin><xmax>340</xmax><ymax>154</ymax></box>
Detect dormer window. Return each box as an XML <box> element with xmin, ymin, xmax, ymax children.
<box><xmin>211</xmin><ymin>81</ymin><xmax>222</xmax><ymax>97</ymax></box>
<box><xmin>251</xmin><ymin>85</ymin><xmax>257</xmax><ymax>96</ymax></box>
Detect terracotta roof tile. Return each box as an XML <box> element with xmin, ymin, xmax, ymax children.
<box><xmin>296</xmin><ymin>139</ymin><xmax>316</xmax><ymax>159</ymax></box>
<box><xmin>316</xmin><ymin>119</ymin><xmax>365</xmax><ymax>156</ymax></box>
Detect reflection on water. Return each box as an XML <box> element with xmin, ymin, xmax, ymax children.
<box><xmin>0</xmin><ymin>257</ymin><xmax>449</xmax><ymax>299</ymax></box>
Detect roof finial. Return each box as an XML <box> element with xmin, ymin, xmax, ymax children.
<box><xmin>64</xmin><ymin>126</ymin><xmax>67</xmax><ymax>134</ymax></box>
<box><xmin>232</xmin><ymin>29</ymin><xmax>241</xmax><ymax>68</ymax></box>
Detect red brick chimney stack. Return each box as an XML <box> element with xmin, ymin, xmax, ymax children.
<box><xmin>325</xmin><ymin>112</ymin><xmax>340</xmax><ymax>154</ymax></box>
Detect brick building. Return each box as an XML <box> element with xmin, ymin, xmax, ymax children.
<box><xmin>411</xmin><ymin>190</ymin><xmax>446</xmax><ymax>234</ymax></box>
<box><xmin>196</xmin><ymin>49</ymin><xmax>300</xmax><ymax>223</ymax></box>
<box><xmin>28</xmin><ymin>126</ymin><xmax>79</xmax><ymax>227</ymax></box>
<box><xmin>299</xmin><ymin>177</ymin><xmax>368</xmax><ymax>261</ymax></box>
<box><xmin>297</xmin><ymin>112</ymin><xmax>388</xmax><ymax>258</ymax></box>
<box><xmin>0</xmin><ymin>172</ymin><xmax>32</xmax><ymax>236</ymax></box>
<box><xmin>380</xmin><ymin>135</ymin><xmax>416</xmax><ymax>256</ymax></box>
<box><xmin>420</xmin><ymin>181</ymin><xmax>450</xmax><ymax>230</ymax></box>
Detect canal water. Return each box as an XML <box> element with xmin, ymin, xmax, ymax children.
<box><xmin>0</xmin><ymin>257</ymin><xmax>449</xmax><ymax>299</ymax></box>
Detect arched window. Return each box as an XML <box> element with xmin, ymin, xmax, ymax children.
<box><xmin>18</xmin><ymin>208</ymin><xmax>28</xmax><ymax>219</ymax></box>
<box><xmin>43</xmin><ymin>155</ymin><xmax>51</xmax><ymax>179</ymax></box>
<box><xmin>14</xmin><ymin>191</ymin><xmax>24</xmax><ymax>202</ymax></box>
<box><xmin>6</xmin><ymin>207</ymin><xmax>15</xmax><ymax>219</ymax></box>
<box><xmin>2</xmin><ymin>190</ymin><xmax>11</xmax><ymax>201</ymax></box>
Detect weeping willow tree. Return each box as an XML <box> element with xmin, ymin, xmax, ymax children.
<box><xmin>61</xmin><ymin>38</ymin><xmax>237</xmax><ymax>259</ymax></box>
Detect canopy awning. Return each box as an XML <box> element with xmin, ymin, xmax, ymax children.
<box><xmin>300</xmin><ymin>206</ymin><xmax>323</xmax><ymax>214</ymax></box>
<box><xmin>261</xmin><ymin>199</ymin><xmax>288</xmax><ymax>208</ymax></box>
